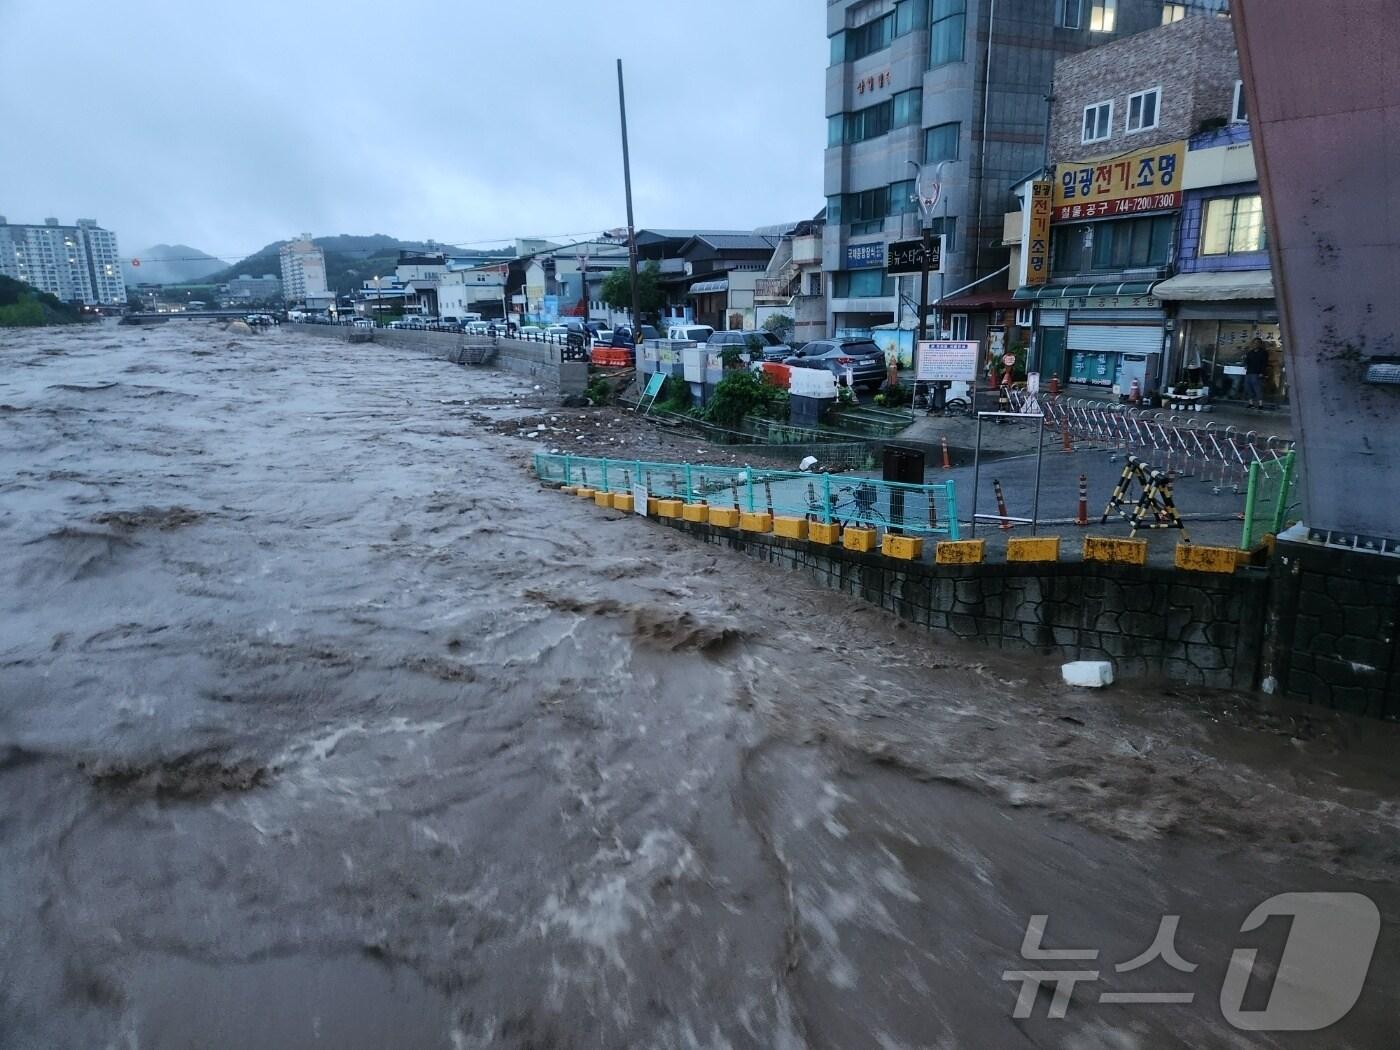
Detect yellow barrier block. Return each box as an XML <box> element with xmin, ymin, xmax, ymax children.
<box><xmin>682</xmin><ymin>502</ymin><xmax>709</xmax><ymax>523</ymax></box>
<box><xmin>593</xmin><ymin>490</ymin><xmax>614</xmax><ymax>508</ymax></box>
<box><xmin>611</xmin><ymin>493</ymin><xmax>635</xmax><ymax>513</ymax></box>
<box><xmin>740</xmin><ymin>511</ymin><xmax>774</xmax><ymax>534</ymax></box>
<box><xmin>935</xmin><ymin>539</ymin><xmax>986</xmax><ymax>565</ymax></box>
<box><xmin>882</xmin><ymin>534</ymin><xmax>924</xmax><ymax>560</ymax></box>
<box><xmin>646</xmin><ymin>497</ymin><xmax>661</xmax><ymax>516</ymax></box>
<box><xmin>574</xmin><ymin>486</ymin><xmax>597</xmax><ymax>499</ymax></box>
<box><xmin>842</xmin><ymin>525</ymin><xmax>878</xmax><ymax>552</ymax></box>
<box><xmin>655</xmin><ymin>499</ymin><xmax>684</xmax><ymax>519</ymax></box>
<box><xmin>1176</xmin><ymin>543</ymin><xmax>1238</xmax><ymax>574</ymax></box>
<box><xmin>1083</xmin><ymin>536</ymin><xmax>1148</xmax><ymax>566</ymax></box>
<box><xmin>772</xmin><ymin>515</ymin><xmax>809</xmax><ymax>540</ymax></box>
<box><xmin>1006</xmin><ymin>536</ymin><xmax>1061</xmax><ymax>563</ymax></box>
<box><xmin>707</xmin><ymin>506</ymin><xmax>740</xmax><ymax>528</ymax></box>
<box><xmin>560</xmin><ymin>485</ymin><xmax>577</xmax><ymax>495</ymax></box>
<box><xmin>809</xmin><ymin>521</ymin><xmax>841</xmax><ymax>545</ymax></box>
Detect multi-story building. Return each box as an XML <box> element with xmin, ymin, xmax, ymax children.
<box><xmin>754</xmin><ymin>217</ymin><xmax>827</xmax><ymax>342</ymax></box>
<box><xmin>0</xmin><ymin>216</ymin><xmax>126</xmax><ymax>306</ymax></box>
<box><xmin>822</xmin><ymin>0</ymin><xmax>1179</xmax><ymax>339</ymax></box>
<box><xmin>223</xmin><ymin>273</ymin><xmax>281</xmax><ymax>302</ymax></box>
<box><xmin>278</xmin><ymin>234</ymin><xmax>328</xmax><ymax>304</ymax></box>
<box><xmin>1013</xmin><ymin>10</ymin><xmax>1240</xmax><ymax>394</ymax></box>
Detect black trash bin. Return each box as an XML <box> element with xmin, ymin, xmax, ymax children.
<box><xmin>882</xmin><ymin>444</ymin><xmax>926</xmax><ymax>533</ymax></box>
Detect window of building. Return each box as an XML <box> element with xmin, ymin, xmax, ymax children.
<box><xmin>947</xmin><ymin>314</ymin><xmax>970</xmax><ymax>339</ymax></box>
<box><xmin>930</xmin><ymin>0</ymin><xmax>966</xmax><ymax>67</ymax></box>
<box><xmin>888</xmin><ymin>179</ymin><xmax>918</xmax><ymax>216</ymax></box>
<box><xmin>894</xmin><ymin>0</ymin><xmax>927</xmax><ymax>35</ymax></box>
<box><xmin>1201</xmin><ymin>195</ymin><xmax>1267</xmax><ymax>255</ymax></box>
<box><xmin>1052</xmin><ymin>216</ymin><xmax>1174</xmax><ymax>274</ymax></box>
<box><xmin>1082</xmin><ymin>100</ymin><xmax>1113</xmax><ymax>143</ymax></box>
<box><xmin>1059</xmin><ymin>0</ymin><xmax>1082</xmax><ymax>29</ymax></box>
<box><xmin>892</xmin><ymin>88</ymin><xmax>922</xmax><ymax>129</ymax></box>
<box><xmin>929</xmin><ymin>216</ymin><xmax>957</xmax><ymax>251</ymax></box>
<box><xmin>846</xmin><ymin>186</ymin><xmax>891</xmax><ymax>234</ymax></box>
<box><xmin>924</xmin><ymin>121</ymin><xmax>960</xmax><ymax>164</ymax></box>
<box><xmin>1090</xmin><ymin>0</ymin><xmax>1117</xmax><ymax>32</ymax></box>
<box><xmin>834</xmin><ymin>269</ymin><xmax>896</xmax><ymax>298</ymax></box>
<box><xmin>1161</xmin><ymin>2</ymin><xmax>1186</xmax><ymax>24</ymax></box>
<box><xmin>1232</xmin><ymin>80</ymin><xmax>1248</xmax><ymax>122</ymax></box>
<box><xmin>1015</xmin><ymin>306</ymin><xmax>1035</xmax><ymax>326</ymax></box>
<box><xmin>1126</xmin><ymin>87</ymin><xmax>1160</xmax><ymax>133</ymax></box>
<box><xmin>844</xmin><ymin>11</ymin><xmax>895</xmax><ymax>62</ymax></box>
<box><xmin>842</xmin><ymin>99</ymin><xmax>893</xmax><ymax>144</ymax></box>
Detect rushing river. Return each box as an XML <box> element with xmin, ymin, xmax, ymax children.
<box><xmin>2</xmin><ymin>323</ymin><xmax>1397</xmax><ymax>1049</ymax></box>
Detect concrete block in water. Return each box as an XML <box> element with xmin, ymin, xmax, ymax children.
<box><xmin>1062</xmin><ymin>661</ymin><xmax>1115</xmax><ymax>687</ymax></box>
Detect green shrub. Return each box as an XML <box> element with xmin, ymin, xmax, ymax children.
<box><xmin>656</xmin><ymin>374</ymin><xmax>694</xmax><ymax>414</ymax></box>
<box><xmin>0</xmin><ymin>299</ymin><xmax>45</xmax><ymax>326</ymax></box>
<box><xmin>584</xmin><ymin>374</ymin><xmax>612</xmax><ymax>405</ymax></box>
<box><xmin>877</xmin><ymin>381</ymin><xmax>911</xmax><ymax>407</ymax></box>
<box><xmin>702</xmin><ymin>370</ymin><xmax>789</xmax><ymax>428</ymax></box>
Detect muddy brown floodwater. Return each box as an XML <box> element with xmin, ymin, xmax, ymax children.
<box><xmin>2</xmin><ymin>323</ymin><xmax>1398</xmax><ymax>1049</ymax></box>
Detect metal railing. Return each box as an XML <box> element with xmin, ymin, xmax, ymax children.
<box><xmin>534</xmin><ymin>453</ymin><xmax>960</xmax><ymax>539</ymax></box>
<box><xmin>1010</xmin><ymin>391</ymin><xmax>1296</xmax><ymax>494</ymax></box>
<box><xmin>1241</xmin><ymin>450</ymin><xmax>1300</xmax><ymax>549</ymax></box>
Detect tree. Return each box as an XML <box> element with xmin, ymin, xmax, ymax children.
<box><xmin>600</xmin><ymin>261</ymin><xmax>665</xmax><ymax>318</ymax></box>
<box><xmin>763</xmin><ymin>313</ymin><xmax>795</xmax><ymax>336</ymax></box>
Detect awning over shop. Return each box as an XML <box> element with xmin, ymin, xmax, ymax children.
<box><xmin>1013</xmin><ymin>280</ymin><xmax>1155</xmax><ymax>301</ymax></box>
<box><xmin>689</xmin><ymin>278</ymin><xmax>728</xmax><ymax>294</ymax></box>
<box><xmin>936</xmin><ymin>290</ymin><xmax>1019</xmax><ymax>311</ymax></box>
<box><xmin>1150</xmin><ymin>269</ymin><xmax>1274</xmax><ymax>301</ymax></box>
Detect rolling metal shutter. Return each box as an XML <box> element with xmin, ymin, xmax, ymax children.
<box><xmin>1067</xmin><ymin>323</ymin><xmax>1163</xmax><ymax>354</ymax></box>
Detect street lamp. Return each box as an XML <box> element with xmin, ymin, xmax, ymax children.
<box><xmin>372</xmin><ymin>275</ymin><xmax>382</xmax><ymax>324</ymax></box>
<box><xmin>908</xmin><ymin>159</ymin><xmax>954</xmax><ymax>409</ymax></box>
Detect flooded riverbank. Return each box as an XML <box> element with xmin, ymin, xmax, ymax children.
<box><xmin>2</xmin><ymin>323</ymin><xmax>1397</xmax><ymax>1048</ymax></box>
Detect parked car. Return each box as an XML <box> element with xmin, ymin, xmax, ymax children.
<box><xmin>783</xmin><ymin>337</ymin><xmax>887</xmax><ymax>389</ymax></box>
<box><xmin>543</xmin><ymin>324</ymin><xmax>571</xmax><ymax>340</ymax></box>
<box><xmin>666</xmin><ymin>324</ymin><xmax>714</xmax><ymax>343</ymax></box>
<box><xmin>351</xmin><ymin>318</ymin><xmax>373</xmax><ymax>328</ymax></box>
<box><xmin>709</xmin><ymin>329</ymin><xmax>786</xmax><ymax>362</ymax></box>
<box><xmin>603</xmin><ymin>324</ymin><xmax>661</xmax><ymax>348</ymax></box>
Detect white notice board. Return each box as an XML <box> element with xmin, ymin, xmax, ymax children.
<box><xmin>916</xmin><ymin>340</ymin><xmax>980</xmax><ymax>382</ymax></box>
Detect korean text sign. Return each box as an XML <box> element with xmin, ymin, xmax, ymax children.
<box><xmin>916</xmin><ymin>340</ymin><xmax>979</xmax><ymax>383</ymax></box>
<box><xmin>1026</xmin><ymin>181</ymin><xmax>1052</xmax><ymax>286</ymax></box>
<box><xmin>1052</xmin><ymin>140</ymin><xmax>1186</xmax><ymax>222</ymax></box>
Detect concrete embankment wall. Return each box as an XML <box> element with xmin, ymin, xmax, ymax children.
<box><xmin>285</xmin><ymin>324</ymin><xmax>586</xmax><ymax>394</ymax></box>
<box><xmin>652</xmin><ymin>517</ymin><xmax>1268</xmax><ymax>691</ymax></box>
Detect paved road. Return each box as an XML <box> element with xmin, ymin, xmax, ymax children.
<box><xmin>1</xmin><ymin>322</ymin><xmax>1395</xmax><ymax>1049</ymax></box>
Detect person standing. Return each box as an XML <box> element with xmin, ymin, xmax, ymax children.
<box><xmin>1244</xmin><ymin>338</ymin><xmax>1270</xmax><ymax>408</ymax></box>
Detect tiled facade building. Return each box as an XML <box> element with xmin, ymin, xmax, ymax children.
<box><xmin>0</xmin><ymin>216</ymin><xmax>126</xmax><ymax>306</ymax></box>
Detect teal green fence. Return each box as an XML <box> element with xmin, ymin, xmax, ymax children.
<box><xmin>534</xmin><ymin>453</ymin><xmax>960</xmax><ymax>540</ymax></box>
<box><xmin>1240</xmin><ymin>450</ymin><xmax>1299</xmax><ymax>549</ymax></box>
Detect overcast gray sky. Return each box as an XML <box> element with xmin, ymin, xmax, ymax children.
<box><xmin>0</xmin><ymin>0</ymin><xmax>826</xmax><ymax>260</ymax></box>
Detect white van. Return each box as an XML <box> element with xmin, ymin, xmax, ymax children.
<box><xmin>667</xmin><ymin>324</ymin><xmax>714</xmax><ymax>343</ymax></box>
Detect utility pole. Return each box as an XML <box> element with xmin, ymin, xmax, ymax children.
<box><xmin>616</xmin><ymin>59</ymin><xmax>643</xmax><ymax>337</ymax></box>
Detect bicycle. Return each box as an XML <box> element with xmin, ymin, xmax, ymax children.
<box><xmin>804</xmin><ymin>481</ymin><xmax>888</xmax><ymax>529</ymax></box>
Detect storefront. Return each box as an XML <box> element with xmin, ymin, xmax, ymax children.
<box><xmin>1014</xmin><ymin>281</ymin><xmax>1165</xmax><ymax>392</ymax></box>
<box><xmin>1151</xmin><ymin>270</ymin><xmax>1285</xmax><ymax>403</ymax></box>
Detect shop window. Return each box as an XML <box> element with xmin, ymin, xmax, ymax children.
<box><xmin>1202</xmin><ymin>195</ymin><xmax>1267</xmax><ymax>255</ymax></box>
<box><xmin>1090</xmin><ymin>0</ymin><xmax>1117</xmax><ymax>32</ymax></box>
<box><xmin>1059</xmin><ymin>0</ymin><xmax>1082</xmax><ymax>29</ymax></box>
<box><xmin>924</xmin><ymin>122</ymin><xmax>960</xmax><ymax>164</ymax></box>
<box><xmin>1126</xmin><ymin>88</ymin><xmax>1160</xmax><ymax>134</ymax></box>
<box><xmin>930</xmin><ymin>0</ymin><xmax>966</xmax><ymax>67</ymax></box>
<box><xmin>834</xmin><ymin>269</ymin><xmax>896</xmax><ymax>298</ymax></box>
<box><xmin>1083</xmin><ymin>100</ymin><xmax>1112</xmax><ymax>143</ymax></box>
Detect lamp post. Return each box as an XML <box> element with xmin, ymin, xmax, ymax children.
<box><xmin>908</xmin><ymin>159</ymin><xmax>953</xmax><ymax>409</ymax></box>
<box><xmin>373</xmin><ymin>275</ymin><xmax>382</xmax><ymax>324</ymax></box>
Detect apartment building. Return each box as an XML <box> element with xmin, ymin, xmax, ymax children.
<box><xmin>0</xmin><ymin>216</ymin><xmax>126</xmax><ymax>306</ymax></box>
<box><xmin>278</xmin><ymin>234</ymin><xmax>328</xmax><ymax>305</ymax></box>
<box><xmin>822</xmin><ymin>0</ymin><xmax>1180</xmax><ymax>338</ymax></box>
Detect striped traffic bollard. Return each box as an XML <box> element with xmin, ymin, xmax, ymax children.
<box><xmin>1076</xmin><ymin>474</ymin><xmax>1089</xmax><ymax>527</ymax></box>
<box><xmin>940</xmin><ymin>434</ymin><xmax>951</xmax><ymax>470</ymax></box>
<box><xmin>1061</xmin><ymin>417</ymin><xmax>1073</xmax><ymax>453</ymax></box>
<box><xmin>1049</xmin><ymin>372</ymin><xmax>1060</xmax><ymax>396</ymax></box>
<box><xmin>993</xmin><ymin>478</ymin><xmax>1013</xmax><ymax>530</ymax></box>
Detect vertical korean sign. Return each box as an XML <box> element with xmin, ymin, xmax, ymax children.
<box><xmin>1026</xmin><ymin>181</ymin><xmax>1052</xmax><ymax>286</ymax></box>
